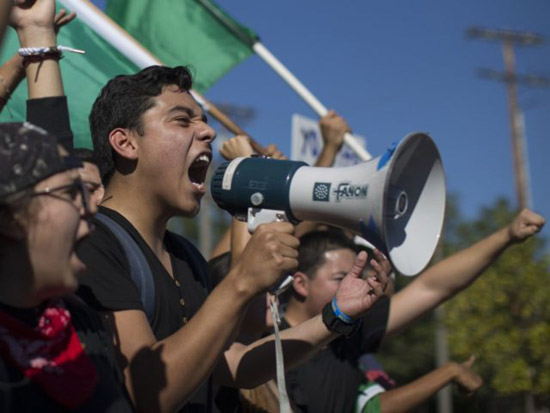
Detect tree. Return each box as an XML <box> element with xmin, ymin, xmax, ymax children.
<box><xmin>443</xmin><ymin>198</ymin><xmax>550</xmax><ymax>411</ymax></box>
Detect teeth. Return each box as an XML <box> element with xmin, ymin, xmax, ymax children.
<box><xmin>195</xmin><ymin>154</ymin><xmax>210</xmax><ymax>164</ymax></box>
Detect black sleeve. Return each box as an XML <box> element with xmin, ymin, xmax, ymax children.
<box><xmin>356</xmin><ymin>296</ymin><xmax>390</xmax><ymax>353</ymax></box>
<box><xmin>26</xmin><ymin>96</ymin><xmax>73</xmax><ymax>151</ymax></box>
<box><xmin>76</xmin><ymin>222</ymin><xmax>144</xmax><ymax>312</ymax></box>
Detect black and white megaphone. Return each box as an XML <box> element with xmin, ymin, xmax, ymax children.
<box><xmin>211</xmin><ymin>132</ymin><xmax>446</xmax><ymax>276</ymax></box>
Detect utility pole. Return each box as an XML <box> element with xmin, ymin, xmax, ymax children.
<box><xmin>432</xmin><ymin>237</ymin><xmax>453</xmax><ymax>413</ymax></box>
<box><xmin>467</xmin><ymin>27</ymin><xmax>549</xmax><ymax>210</ymax></box>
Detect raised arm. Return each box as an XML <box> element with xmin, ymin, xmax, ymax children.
<box><xmin>0</xmin><ymin>1</ymin><xmax>11</xmax><ymax>44</ymax></box>
<box><xmin>0</xmin><ymin>9</ymin><xmax>75</xmax><ymax>113</ymax></box>
<box><xmin>386</xmin><ymin>209</ymin><xmax>545</xmax><ymax>338</ymax></box>
<box><xmin>10</xmin><ymin>0</ymin><xmax>76</xmax><ymax>150</ymax></box>
<box><xmin>211</xmin><ymin>136</ymin><xmax>289</xmax><ymax>263</ymax></box>
<box><xmin>315</xmin><ymin>109</ymin><xmax>349</xmax><ymax>167</ymax></box>
<box><xmin>209</xmin><ymin>135</ymin><xmax>255</xmax><ymax>259</ymax></box>
<box><xmin>11</xmin><ymin>0</ymin><xmax>62</xmax><ymax>98</ymax></box>
<box><xmin>0</xmin><ymin>53</ymin><xmax>24</xmax><ymax>112</ymax></box>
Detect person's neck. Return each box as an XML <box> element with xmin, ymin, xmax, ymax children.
<box><xmin>102</xmin><ymin>176</ymin><xmax>170</xmax><ymax>258</ymax></box>
<box><xmin>284</xmin><ymin>298</ymin><xmax>314</xmax><ymax>327</ymax></box>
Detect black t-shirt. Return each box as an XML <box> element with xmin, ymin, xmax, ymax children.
<box><xmin>283</xmin><ymin>297</ymin><xmax>390</xmax><ymax>413</ymax></box>
<box><xmin>0</xmin><ymin>295</ymin><xmax>134</xmax><ymax>412</ymax></box>
<box><xmin>77</xmin><ymin>207</ymin><xmax>211</xmax><ymax>412</ymax></box>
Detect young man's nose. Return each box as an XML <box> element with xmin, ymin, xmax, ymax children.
<box><xmin>197</xmin><ymin>122</ymin><xmax>216</xmax><ymax>143</ymax></box>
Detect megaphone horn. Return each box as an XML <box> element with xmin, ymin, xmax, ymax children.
<box><xmin>211</xmin><ymin>132</ymin><xmax>446</xmax><ymax>276</ymax></box>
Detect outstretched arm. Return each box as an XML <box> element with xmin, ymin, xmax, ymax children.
<box><xmin>359</xmin><ymin>356</ymin><xmax>482</xmax><ymax>413</ymax></box>
<box><xmin>386</xmin><ymin>209</ymin><xmax>545</xmax><ymax>338</ymax></box>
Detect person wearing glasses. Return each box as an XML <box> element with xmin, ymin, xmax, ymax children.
<box><xmin>0</xmin><ymin>122</ymin><xmax>134</xmax><ymax>412</ymax></box>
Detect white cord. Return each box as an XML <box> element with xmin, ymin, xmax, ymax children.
<box><xmin>270</xmin><ymin>294</ymin><xmax>292</xmax><ymax>413</ymax></box>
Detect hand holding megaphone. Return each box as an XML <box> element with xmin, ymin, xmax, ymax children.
<box><xmin>229</xmin><ymin>221</ymin><xmax>299</xmax><ymax>296</ymax></box>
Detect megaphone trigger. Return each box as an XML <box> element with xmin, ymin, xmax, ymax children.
<box><xmin>247</xmin><ymin>209</ymin><xmax>289</xmax><ymax>233</ymax></box>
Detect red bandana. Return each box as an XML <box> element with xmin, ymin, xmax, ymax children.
<box><xmin>0</xmin><ymin>299</ymin><xmax>98</xmax><ymax>409</ymax></box>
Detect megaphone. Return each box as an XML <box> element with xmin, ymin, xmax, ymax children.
<box><xmin>211</xmin><ymin>132</ymin><xmax>446</xmax><ymax>276</ymax></box>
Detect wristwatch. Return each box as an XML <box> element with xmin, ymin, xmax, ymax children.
<box><xmin>322</xmin><ymin>301</ymin><xmax>362</xmax><ymax>338</ymax></box>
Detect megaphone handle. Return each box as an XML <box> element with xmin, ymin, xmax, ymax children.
<box><xmin>247</xmin><ymin>208</ymin><xmax>289</xmax><ymax>233</ymax></box>
<box><xmin>246</xmin><ymin>208</ymin><xmax>294</xmax><ymax>295</ymax></box>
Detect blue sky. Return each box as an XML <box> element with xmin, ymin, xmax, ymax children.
<box><xmin>94</xmin><ymin>0</ymin><xmax>549</xmax><ymax>238</ymax></box>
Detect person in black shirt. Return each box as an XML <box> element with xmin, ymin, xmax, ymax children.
<box><xmin>76</xmin><ymin>63</ymin><xmax>390</xmax><ymax>413</ymax></box>
<box><xmin>283</xmin><ymin>230</ymin><xmax>390</xmax><ymax>412</ymax></box>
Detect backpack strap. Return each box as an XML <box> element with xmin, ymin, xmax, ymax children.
<box><xmin>95</xmin><ymin>213</ymin><xmax>156</xmax><ymax>325</ymax></box>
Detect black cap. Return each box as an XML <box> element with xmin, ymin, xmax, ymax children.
<box><xmin>0</xmin><ymin>122</ymin><xmax>82</xmax><ymax>201</ymax></box>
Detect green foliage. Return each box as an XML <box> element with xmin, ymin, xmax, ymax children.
<box><xmin>443</xmin><ymin>198</ymin><xmax>550</xmax><ymax>407</ymax></box>
<box><xmin>377</xmin><ymin>279</ymin><xmax>437</xmax><ymax>384</ymax></box>
<box><xmin>377</xmin><ymin>197</ymin><xmax>549</xmax><ymax>411</ymax></box>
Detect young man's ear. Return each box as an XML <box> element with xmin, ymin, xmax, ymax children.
<box><xmin>109</xmin><ymin>128</ymin><xmax>139</xmax><ymax>161</ymax></box>
<box><xmin>292</xmin><ymin>271</ymin><xmax>310</xmax><ymax>299</ymax></box>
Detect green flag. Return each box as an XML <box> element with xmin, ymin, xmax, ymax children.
<box><xmin>0</xmin><ymin>2</ymin><xmax>139</xmax><ymax>148</ymax></box>
<box><xmin>106</xmin><ymin>0</ymin><xmax>258</xmax><ymax>93</ymax></box>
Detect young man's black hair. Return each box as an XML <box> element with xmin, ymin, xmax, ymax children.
<box><xmin>297</xmin><ymin>229</ymin><xmax>358</xmax><ymax>278</ymax></box>
<box><xmin>89</xmin><ymin>65</ymin><xmax>194</xmax><ymax>183</ymax></box>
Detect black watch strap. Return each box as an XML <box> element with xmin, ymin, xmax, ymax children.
<box><xmin>322</xmin><ymin>301</ymin><xmax>361</xmax><ymax>338</ymax></box>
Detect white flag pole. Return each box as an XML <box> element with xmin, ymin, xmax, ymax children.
<box><xmin>252</xmin><ymin>42</ymin><xmax>372</xmax><ymax>161</ymax></box>
<box><xmin>194</xmin><ymin>0</ymin><xmax>372</xmax><ymax>160</ymax></box>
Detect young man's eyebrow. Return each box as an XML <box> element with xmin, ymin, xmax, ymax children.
<box><xmin>168</xmin><ymin>105</ymin><xmax>207</xmax><ymax>123</ymax></box>
<box><xmin>167</xmin><ymin>105</ymin><xmax>194</xmax><ymax>117</ymax></box>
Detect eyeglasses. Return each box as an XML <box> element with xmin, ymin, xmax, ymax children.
<box><xmin>31</xmin><ymin>179</ymin><xmax>92</xmax><ymax>224</ymax></box>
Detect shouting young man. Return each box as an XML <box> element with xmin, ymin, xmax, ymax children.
<box><xmin>76</xmin><ymin>66</ymin><xmax>390</xmax><ymax>412</ymax></box>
